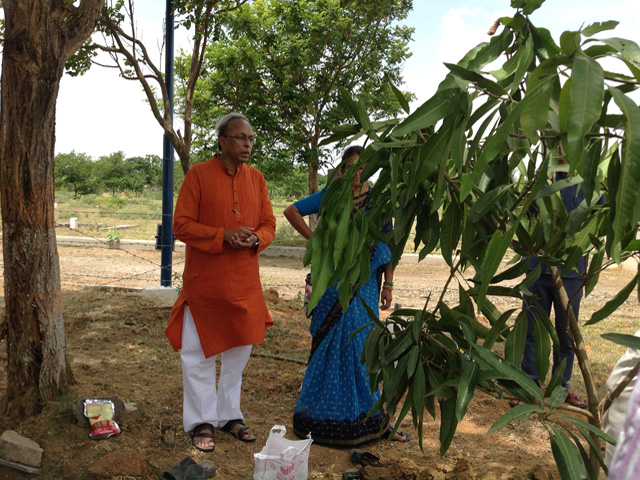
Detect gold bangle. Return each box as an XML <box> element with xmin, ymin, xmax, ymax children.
<box><xmin>382</xmin><ymin>284</ymin><xmax>393</xmax><ymax>291</ymax></box>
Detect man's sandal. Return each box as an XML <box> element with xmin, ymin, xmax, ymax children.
<box><xmin>191</xmin><ymin>423</ymin><xmax>215</xmax><ymax>452</ymax></box>
<box><xmin>221</xmin><ymin>419</ymin><xmax>256</xmax><ymax>442</ymax></box>
<box><xmin>158</xmin><ymin>456</ymin><xmax>216</xmax><ymax>480</ymax></box>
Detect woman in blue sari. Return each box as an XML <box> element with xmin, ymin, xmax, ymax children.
<box><xmin>284</xmin><ymin>146</ymin><xmax>410</xmax><ymax>446</ymax></box>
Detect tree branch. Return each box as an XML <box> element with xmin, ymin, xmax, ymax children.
<box><xmin>599</xmin><ymin>360</ymin><xmax>640</xmax><ymax>416</ymax></box>
<box><xmin>548</xmin><ymin>265</ymin><xmax>602</xmax><ymax>471</ymax></box>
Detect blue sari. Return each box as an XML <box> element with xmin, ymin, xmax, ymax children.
<box><xmin>291</xmin><ymin>191</ymin><xmax>391</xmax><ymax>446</ymax></box>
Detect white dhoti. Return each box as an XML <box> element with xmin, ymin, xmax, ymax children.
<box><xmin>180</xmin><ymin>305</ymin><xmax>253</xmax><ymax>432</ymax></box>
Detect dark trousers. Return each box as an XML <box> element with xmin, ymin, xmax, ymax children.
<box><xmin>520</xmin><ymin>274</ymin><xmax>583</xmax><ymax>389</ymax></box>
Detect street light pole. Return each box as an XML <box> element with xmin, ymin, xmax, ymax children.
<box><xmin>160</xmin><ymin>0</ymin><xmax>175</xmax><ymax>286</ymax></box>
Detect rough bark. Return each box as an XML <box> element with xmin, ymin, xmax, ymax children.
<box><xmin>307</xmin><ymin>157</ymin><xmax>319</xmax><ymax>229</ymax></box>
<box><xmin>0</xmin><ymin>0</ymin><xmax>103</xmax><ymax>417</ymax></box>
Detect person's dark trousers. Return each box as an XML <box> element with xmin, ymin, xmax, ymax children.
<box><xmin>520</xmin><ymin>273</ymin><xmax>583</xmax><ymax>389</ymax></box>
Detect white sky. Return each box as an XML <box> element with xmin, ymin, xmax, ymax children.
<box><xmin>55</xmin><ymin>0</ymin><xmax>640</xmax><ymax>163</ymax></box>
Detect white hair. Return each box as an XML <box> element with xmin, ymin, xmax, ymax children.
<box><xmin>215</xmin><ymin>112</ymin><xmax>250</xmax><ymax>137</ymax></box>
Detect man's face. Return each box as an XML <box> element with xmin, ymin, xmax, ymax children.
<box><xmin>219</xmin><ymin>118</ymin><xmax>254</xmax><ymax>165</ymax></box>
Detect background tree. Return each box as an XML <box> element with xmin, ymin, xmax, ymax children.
<box><xmin>95</xmin><ymin>151</ymin><xmax>128</xmax><ymax>195</ymax></box>
<box><xmin>55</xmin><ymin>151</ymin><xmax>163</xmax><ymax>196</ymax></box>
<box><xmin>72</xmin><ymin>0</ymin><xmax>249</xmax><ymax>175</ymax></box>
<box><xmin>307</xmin><ymin>0</ymin><xmax>640</xmax><ymax>477</ymax></box>
<box><xmin>180</xmin><ymin>0</ymin><xmax>414</xmax><ymax>194</ymax></box>
<box><xmin>125</xmin><ymin>154</ymin><xmax>164</xmax><ymax>193</ymax></box>
<box><xmin>0</xmin><ymin>0</ymin><xmax>103</xmax><ymax>417</ymax></box>
<box><xmin>54</xmin><ymin>151</ymin><xmax>99</xmax><ymax>197</ymax></box>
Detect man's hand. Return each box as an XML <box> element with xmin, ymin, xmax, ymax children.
<box><xmin>224</xmin><ymin>227</ymin><xmax>254</xmax><ymax>246</ymax></box>
<box><xmin>225</xmin><ymin>228</ymin><xmax>258</xmax><ymax>250</ymax></box>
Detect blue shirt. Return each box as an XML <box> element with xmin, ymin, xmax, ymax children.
<box><xmin>293</xmin><ymin>189</ymin><xmax>327</xmax><ymax>217</ymax></box>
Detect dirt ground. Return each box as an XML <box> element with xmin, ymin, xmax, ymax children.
<box><xmin>0</xmin><ymin>245</ymin><xmax>638</xmax><ymax>479</ymax></box>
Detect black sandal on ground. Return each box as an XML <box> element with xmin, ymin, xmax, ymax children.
<box><xmin>221</xmin><ymin>419</ymin><xmax>256</xmax><ymax>442</ymax></box>
<box><xmin>159</xmin><ymin>456</ymin><xmax>216</xmax><ymax>480</ymax></box>
<box><xmin>384</xmin><ymin>426</ymin><xmax>411</xmax><ymax>443</ymax></box>
<box><xmin>191</xmin><ymin>423</ymin><xmax>215</xmax><ymax>452</ymax></box>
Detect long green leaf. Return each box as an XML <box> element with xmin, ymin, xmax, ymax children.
<box><xmin>477</xmin><ymin>226</ymin><xmax>517</xmax><ymax>311</ymax></box>
<box><xmin>440</xmin><ymin>201</ymin><xmax>462</xmax><ymax>267</ymax></box>
<box><xmin>439</xmin><ymin>396</ymin><xmax>458</xmax><ymax>455</ymax></box>
<box><xmin>564</xmin><ymin>428</ymin><xmax>599</xmax><ymax>480</ymax></box>
<box><xmin>574</xmin><ymin>425</ymin><xmax>608</xmax><ymax>475</ymax></box>
<box><xmin>468</xmin><ymin>185</ymin><xmax>510</xmax><ymax>223</ymax></box>
<box><xmin>549</xmin><ymin>384</ymin><xmax>567</xmax><ymax>409</ymax></box>
<box><xmin>566</xmin><ymin>55</ymin><xmax>604</xmax><ymax>168</ymax></box>
<box><xmin>463</xmin><ymin>28</ymin><xmax>514</xmax><ymax>71</ymax></box>
<box><xmin>601</xmin><ymin>332</ymin><xmax>640</xmax><ymax>350</ymax></box>
<box><xmin>549</xmin><ymin>426</ymin><xmax>588</xmax><ymax>480</ymax></box>
<box><xmin>581</xmin><ymin>21</ymin><xmax>619</xmax><ymax>37</ymax></box>
<box><xmin>534</xmin><ymin>317</ymin><xmax>551</xmax><ymax>385</ymax></box>
<box><xmin>416</xmin><ymin>208</ymin><xmax>440</xmax><ymax>258</ymax></box>
<box><xmin>483</xmin><ymin>309</ymin><xmax>516</xmax><ymax>350</ymax></box>
<box><xmin>586</xmin><ymin>272</ymin><xmax>639</xmax><ymax>324</ymax></box>
<box><xmin>585</xmin><ymin>247</ymin><xmax>604</xmax><ymax>296</ymax></box>
<box><xmin>545</xmin><ymin>359</ymin><xmax>566</xmax><ymax>399</ymax></box>
<box><xmin>412</xmin><ymin>361</ymin><xmax>426</xmax><ymax>423</ymax></box>
<box><xmin>491</xmin><ymin>259</ymin><xmax>531</xmax><ymax>284</ymax></box>
<box><xmin>510</xmin><ymin>35</ymin><xmax>535</xmax><ymax>90</ymax></box>
<box><xmin>461</xmin><ymin>78</ymin><xmax>553</xmax><ymax>200</ymax></box>
<box><xmin>488</xmin><ymin>403</ymin><xmax>543</xmax><ymax>433</ymax></box>
<box><xmin>444</xmin><ymin>62</ymin><xmax>507</xmax><ymax>96</ymax></box>
<box><xmin>530</xmin><ymin>24</ymin><xmax>561</xmax><ymax>59</ymax></box>
<box><xmin>521</xmin><ymin>73</ymin><xmax>554</xmax><ymax>142</ymax></box>
<box><xmin>557</xmin><ymin>414</ymin><xmax>616</xmax><ymax>444</ymax></box>
<box><xmin>409</xmin><ymin>122</ymin><xmax>454</xmax><ymax>199</ymax></box>
<box><xmin>393</xmin><ymin>88</ymin><xmax>461</xmax><ymax>137</ymax></box>
<box><xmin>609</xmin><ymin>88</ymin><xmax>640</xmax><ymax>261</ymax></box>
<box><xmin>390</xmin><ymin>82</ymin><xmax>411</xmax><ymax>114</ymax></box>
<box><xmin>531</xmin><ymin>305</ymin><xmax>560</xmax><ymax>349</ymax></box>
<box><xmin>332</xmin><ymin>195</ymin><xmax>352</xmax><ymax>265</ymax></box>
<box><xmin>521</xmin><ymin>0</ymin><xmax>544</xmax><ymax>15</ymax></box>
<box><xmin>505</xmin><ymin>312</ymin><xmax>527</xmax><ymax>366</ymax></box>
<box><xmin>471</xmin><ymin>344</ymin><xmax>543</xmax><ymax>404</ymax></box>
<box><xmin>455</xmin><ymin>362</ymin><xmax>479</xmax><ymax>422</ymax></box>
<box><xmin>599</xmin><ymin>37</ymin><xmax>640</xmax><ymax>83</ymax></box>
<box><xmin>385</xmin><ymin>328</ymin><xmax>416</xmax><ymax>365</ymax></box>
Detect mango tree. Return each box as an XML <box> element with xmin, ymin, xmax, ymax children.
<box><xmin>306</xmin><ymin>0</ymin><xmax>640</xmax><ymax>477</ymax></box>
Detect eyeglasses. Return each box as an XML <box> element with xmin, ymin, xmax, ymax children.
<box><xmin>221</xmin><ymin>134</ymin><xmax>256</xmax><ymax>145</ymax></box>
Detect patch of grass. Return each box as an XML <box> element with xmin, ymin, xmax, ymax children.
<box><xmin>272</xmin><ymin>222</ymin><xmax>307</xmax><ymax>247</ymax></box>
<box><xmin>54</xmin><ymin>190</ymin><xmax>431</xmax><ymax>253</ymax></box>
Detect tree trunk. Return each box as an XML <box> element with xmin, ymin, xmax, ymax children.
<box><xmin>548</xmin><ymin>266</ymin><xmax>602</xmax><ymax>475</ymax></box>
<box><xmin>307</xmin><ymin>154</ymin><xmax>320</xmax><ymax>229</ymax></box>
<box><xmin>308</xmin><ymin>161</ymin><xmax>319</xmax><ymax>195</ymax></box>
<box><xmin>0</xmin><ymin>0</ymin><xmax>103</xmax><ymax>417</ymax></box>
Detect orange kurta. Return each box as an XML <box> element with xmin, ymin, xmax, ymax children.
<box><xmin>165</xmin><ymin>155</ymin><xmax>276</xmax><ymax>357</ymax></box>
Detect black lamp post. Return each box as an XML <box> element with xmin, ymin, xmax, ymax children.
<box><xmin>159</xmin><ymin>0</ymin><xmax>175</xmax><ymax>286</ymax></box>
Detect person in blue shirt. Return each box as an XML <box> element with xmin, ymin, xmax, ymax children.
<box><xmin>516</xmin><ymin>171</ymin><xmax>603</xmax><ymax>409</ymax></box>
<box><xmin>283</xmin><ymin>146</ymin><xmax>410</xmax><ymax>446</ymax></box>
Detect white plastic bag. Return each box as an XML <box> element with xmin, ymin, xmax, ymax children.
<box><xmin>254</xmin><ymin>425</ymin><xmax>312</xmax><ymax>480</ymax></box>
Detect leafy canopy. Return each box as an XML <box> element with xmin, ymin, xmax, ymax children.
<box><xmin>176</xmin><ymin>0</ymin><xmax>414</xmax><ymax>191</ymax></box>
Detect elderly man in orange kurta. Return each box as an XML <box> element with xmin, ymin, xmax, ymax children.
<box><xmin>166</xmin><ymin>112</ymin><xmax>276</xmax><ymax>452</ymax></box>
